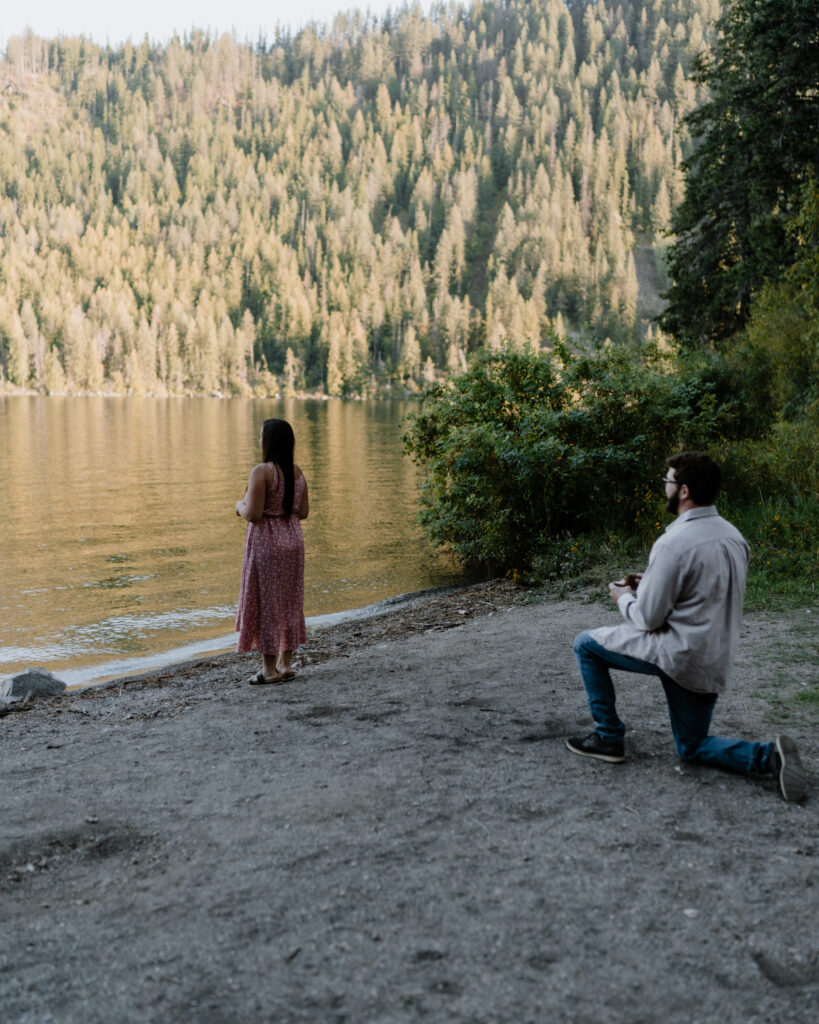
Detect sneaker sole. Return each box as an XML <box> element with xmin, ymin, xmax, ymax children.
<box><xmin>775</xmin><ymin>735</ymin><xmax>810</xmax><ymax>803</ymax></box>
<box><xmin>565</xmin><ymin>739</ymin><xmax>625</xmax><ymax>764</ymax></box>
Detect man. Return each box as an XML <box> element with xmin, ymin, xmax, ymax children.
<box><xmin>567</xmin><ymin>452</ymin><xmax>809</xmax><ymax>803</ymax></box>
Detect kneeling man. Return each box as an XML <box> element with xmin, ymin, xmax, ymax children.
<box><xmin>567</xmin><ymin>451</ymin><xmax>809</xmax><ymax>802</ymax></box>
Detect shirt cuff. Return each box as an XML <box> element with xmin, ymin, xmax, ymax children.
<box><xmin>618</xmin><ymin>593</ymin><xmax>637</xmax><ymax>621</ymax></box>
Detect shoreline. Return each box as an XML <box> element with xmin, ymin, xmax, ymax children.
<box><xmin>76</xmin><ymin>578</ymin><xmax>525</xmax><ymax>695</ymax></box>
<box><xmin>0</xmin><ymin>387</ymin><xmax>425</xmax><ymax>402</ymax></box>
<box><xmin>3</xmin><ymin>581</ymin><xmax>498</xmax><ymax>695</ymax></box>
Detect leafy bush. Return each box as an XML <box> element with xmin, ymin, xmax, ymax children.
<box><xmin>715</xmin><ymin>420</ymin><xmax>819</xmax><ymax>502</ymax></box>
<box><xmin>403</xmin><ymin>345</ymin><xmax>741</xmax><ymax>572</ymax></box>
<box><xmin>723</xmin><ymin>492</ymin><xmax>819</xmax><ymax>610</ymax></box>
<box><xmin>742</xmin><ymin>280</ymin><xmax>817</xmax><ymax>421</ymax></box>
<box><xmin>675</xmin><ymin>342</ymin><xmax>777</xmax><ymax>440</ymax></box>
<box><xmin>711</xmin><ymin>423</ymin><xmax>818</xmax><ymax>609</ymax></box>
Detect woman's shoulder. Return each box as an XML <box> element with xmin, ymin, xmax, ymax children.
<box><xmin>294</xmin><ymin>464</ymin><xmax>307</xmax><ymax>482</ymax></box>
<box><xmin>251</xmin><ymin>462</ymin><xmax>277</xmax><ymax>482</ymax></box>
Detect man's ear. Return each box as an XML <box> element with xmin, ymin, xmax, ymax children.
<box><xmin>679</xmin><ymin>483</ymin><xmax>690</xmax><ymax>501</ymax></box>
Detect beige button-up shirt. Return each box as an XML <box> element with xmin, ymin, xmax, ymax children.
<box><xmin>590</xmin><ymin>507</ymin><xmax>751</xmax><ymax>693</ymax></box>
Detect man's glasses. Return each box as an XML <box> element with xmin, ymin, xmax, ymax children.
<box><xmin>661</xmin><ymin>476</ymin><xmax>678</xmax><ymax>486</ymax></box>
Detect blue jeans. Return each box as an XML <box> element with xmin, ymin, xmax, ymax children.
<box><xmin>573</xmin><ymin>631</ymin><xmax>772</xmax><ymax>774</ymax></box>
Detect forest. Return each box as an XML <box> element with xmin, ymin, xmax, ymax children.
<box><xmin>402</xmin><ymin>0</ymin><xmax>817</xmax><ymax>601</ymax></box>
<box><xmin>0</xmin><ymin>0</ymin><xmax>720</xmax><ymax>396</ymax></box>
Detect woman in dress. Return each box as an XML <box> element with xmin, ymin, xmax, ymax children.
<box><xmin>235</xmin><ymin>418</ymin><xmax>309</xmax><ymax>684</ymax></box>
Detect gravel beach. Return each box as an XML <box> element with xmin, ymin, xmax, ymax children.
<box><xmin>2</xmin><ymin>582</ymin><xmax>817</xmax><ymax>1024</ymax></box>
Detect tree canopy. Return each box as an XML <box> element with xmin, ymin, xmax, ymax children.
<box><xmin>660</xmin><ymin>0</ymin><xmax>819</xmax><ymax>345</ymax></box>
<box><xmin>0</xmin><ymin>0</ymin><xmax>719</xmax><ymax>396</ymax></box>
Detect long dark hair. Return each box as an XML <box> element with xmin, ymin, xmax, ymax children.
<box><xmin>261</xmin><ymin>419</ymin><xmax>296</xmax><ymax>516</ymax></box>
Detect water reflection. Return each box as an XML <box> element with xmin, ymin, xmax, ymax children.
<box><xmin>0</xmin><ymin>396</ymin><xmax>464</xmax><ymax>681</ymax></box>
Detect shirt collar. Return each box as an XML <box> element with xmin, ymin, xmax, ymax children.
<box><xmin>665</xmin><ymin>505</ymin><xmax>718</xmax><ymax>533</ymax></box>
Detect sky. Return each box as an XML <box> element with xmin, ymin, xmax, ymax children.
<box><xmin>1</xmin><ymin>1</ymin><xmax>437</xmax><ymax>49</ymax></box>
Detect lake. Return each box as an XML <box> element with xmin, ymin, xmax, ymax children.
<box><xmin>0</xmin><ymin>396</ymin><xmax>465</xmax><ymax>687</ymax></box>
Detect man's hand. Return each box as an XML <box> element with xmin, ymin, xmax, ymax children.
<box><xmin>609</xmin><ymin>581</ymin><xmax>634</xmax><ymax>603</ymax></box>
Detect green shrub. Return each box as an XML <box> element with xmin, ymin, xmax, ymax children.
<box><xmin>403</xmin><ymin>344</ymin><xmax>736</xmax><ymax>572</ymax></box>
<box><xmin>724</xmin><ymin>492</ymin><xmax>819</xmax><ymax>610</ymax></box>
<box><xmin>715</xmin><ymin>424</ymin><xmax>819</xmax><ymax>609</ymax></box>
<box><xmin>715</xmin><ymin>420</ymin><xmax>819</xmax><ymax>502</ymax></box>
<box><xmin>525</xmin><ymin>529</ymin><xmax>655</xmax><ymax>595</ymax></box>
<box><xmin>676</xmin><ymin>342</ymin><xmax>777</xmax><ymax>440</ymax></box>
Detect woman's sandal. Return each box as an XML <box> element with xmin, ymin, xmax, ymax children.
<box><xmin>277</xmin><ymin>670</ymin><xmax>296</xmax><ymax>681</ymax></box>
<box><xmin>247</xmin><ymin>670</ymin><xmax>284</xmax><ymax>686</ymax></box>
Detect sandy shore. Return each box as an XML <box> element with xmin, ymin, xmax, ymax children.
<box><xmin>2</xmin><ymin>583</ymin><xmax>817</xmax><ymax>1023</ymax></box>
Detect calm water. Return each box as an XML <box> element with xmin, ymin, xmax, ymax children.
<box><xmin>0</xmin><ymin>396</ymin><xmax>464</xmax><ymax>686</ymax></box>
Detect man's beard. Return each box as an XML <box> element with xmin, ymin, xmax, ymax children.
<box><xmin>666</xmin><ymin>489</ymin><xmax>680</xmax><ymax>515</ymax></box>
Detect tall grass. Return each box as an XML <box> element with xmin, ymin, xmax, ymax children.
<box><xmin>720</xmin><ymin>493</ymin><xmax>818</xmax><ymax>610</ymax></box>
<box><xmin>716</xmin><ymin>420</ymin><xmax>818</xmax><ymax>610</ymax></box>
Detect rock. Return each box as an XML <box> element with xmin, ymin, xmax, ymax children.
<box><xmin>1</xmin><ymin>668</ymin><xmax>66</xmax><ymax>698</ymax></box>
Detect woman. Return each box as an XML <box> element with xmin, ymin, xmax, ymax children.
<box><xmin>235</xmin><ymin>418</ymin><xmax>309</xmax><ymax>684</ymax></box>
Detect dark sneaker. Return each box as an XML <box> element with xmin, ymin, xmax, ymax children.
<box><xmin>566</xmin><ymin>732</ymin><xmax>625</xmax><ymax>763</ymax></box>
<box><xmin>772</xmin><ymin>735</ymin><xmax>809</xmax><ymax>803</ymax></box>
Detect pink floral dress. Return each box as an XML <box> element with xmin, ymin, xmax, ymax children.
<box><xmin>236</xmin><ymin>468</ymin><xmax>307</xmax><ymax>655</ymax></box>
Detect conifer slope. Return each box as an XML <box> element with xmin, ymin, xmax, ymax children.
<box><xmin>0</xmin><ymin>1</ymin><xmax>720</xmax><ymax>395</ymax></box>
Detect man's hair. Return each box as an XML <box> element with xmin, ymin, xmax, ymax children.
<box><xmin>667</xmin><ymin>452</ymin><xmax>722</xmax><ymax>506</ymax></box>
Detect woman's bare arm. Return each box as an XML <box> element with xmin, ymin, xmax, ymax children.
<box><xmin>235</xmin><ymin>464</ymin><xmax>268</xmax><ymax>522</ymax></box>
<box><xmin>297</xmin><ymin>474</ymin><xmax>309</xmax><ymax>519</ymax></box>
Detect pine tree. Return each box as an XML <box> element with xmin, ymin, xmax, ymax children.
<box><xmin>283</xmin><ymin>346</ymin><xmax>303</xmax><ymax>397</ymax></box>
<box><xmin>661</xmin><ymin>0</ymin><xmax>819</xmax><ymax>345</ymax></box>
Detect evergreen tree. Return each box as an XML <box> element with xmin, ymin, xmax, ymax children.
<box><xmin>661</xmin><ymin>0</ymin><xmax>819</xmax><ymax>345</ymax></box>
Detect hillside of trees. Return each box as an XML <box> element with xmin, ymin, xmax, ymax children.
<box><xmin>0</xmin><ymin>0</ymin><xmax>721</xmax><ymax>397</ymax></box>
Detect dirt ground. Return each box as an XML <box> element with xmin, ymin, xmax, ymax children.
<box><xmin>2</xmin><ymin>581</ymin><xmax>817</xmax><ymax>1024</ymax></box>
